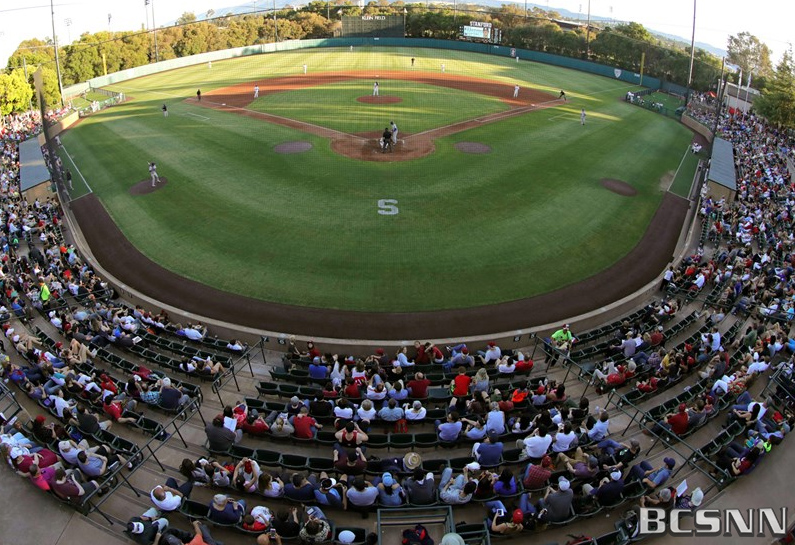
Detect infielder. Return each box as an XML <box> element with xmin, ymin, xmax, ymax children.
<box><xmin>161</xmin><ymin>104</ymin><xmax>168</xmax><ymax>117</ymax></box>
<box><xmin>559</xmin><ymin>90</ymin><xmax>567</xmax><ymax>101</ymax></box>
<box><xmin>303</xmin><ymin>64</ymin><xmax>307</xmax><ymax>74</ymax></box>
<box><xmin>441</xmin><ymin>63</ymin><xmax>445</xmax><ymax>73</ymax></box>
<box><xmin>390</xmin><ymin>121</ymin><xmax>398</xmax><ymax>145</ymax></box>
<box><xmin>581</xmin><ymin>109</ymin><xmax>586</xmax><ymax>125</ymax></box>
<box><xmin>373</xmin><ymin>81</ymin><xmax>379</xmax><ymax>96</ymax></box>
<box><xmin>513</xmin><ymin>84</ymin><xmax>520</xmax><ymax>98</ymax></box>
<box><xmin>149</xmin><ymin>162</ymin><xmax>161</xmax><ymax>187</ymax></box>
<box><xmin>254</xmin><ymin>85</ymin><xmax>259</xmax><ymax>98</ymax></box>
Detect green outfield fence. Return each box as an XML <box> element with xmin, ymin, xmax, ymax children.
<box><xmin>62</xmin><ymin>37</ymin><xmax>664</xmax><ymax>98</ymax></box>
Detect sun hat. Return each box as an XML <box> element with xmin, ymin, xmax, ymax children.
<box><xmin>404</xmin><ymin>452</ymin><xmax>422</xmax><ymax>470</ymax></box>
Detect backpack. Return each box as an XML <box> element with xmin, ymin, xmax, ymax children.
<box><xmin>402</xmin><ymin>525</ymin><xmax>433</xmax><ymax>545</ymax></box>
<box><xmin>394</xmin><ymin>418</ymin><xmax>408</xmax><ymax>434</ymax></box>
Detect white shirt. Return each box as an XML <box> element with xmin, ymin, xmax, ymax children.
<box><xmin>552</xmin><ymin>431</ymin><xmax>578</xmax><ymax>452</ymax></box>
<box><xmin>405</xmin><ymin>407</ymin><xmax>427</xmax><ymax>421</ymax></box>
<box><xmin>748</xmin><ymin>360</ymin><xmax>770</xmax><ymax>375</ymax></box>
<box><xmin>522</xmin><ymin>434</ymin><xmax>552</xmax><ymax>458</ymax></box>
<box><xmin>483</xmin><ymin>347</ymin><xmax>501</xmax><ymax>361</ymax></box>
<box><xmin>150</xmin><ymin>487</ymin><xmax>182</xmax><ymax>511</ymax></box>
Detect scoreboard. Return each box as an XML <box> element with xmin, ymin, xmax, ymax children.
<box><xmin>342</xmin><ymin>15</ymin><xmax>404</xmax><ymax>37</ymax></box>
<box><xmin>459</xmin><ymin>21</ymin><xmax>501</xmax><ymax>44</ymax></box>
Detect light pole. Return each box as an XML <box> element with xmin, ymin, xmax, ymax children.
<box><xmin>145</xmin><ymin>0</ymin><xmax>159</xmax><ymax>62</ymax></box>
<box><xmin>686</xmin><ymin>0</ymin><xmax>697</xmax><ymax>103</ymax></box>
<box><xmin>50</xmin><ymin>0</ymin><xmax>64</xmax><ymax>107</ymax></box>
<box><xmin>403</xmin><ymin>8</ymin><xmax>407</xmax><ymax>36</ymax></box>
<box><xmin>585</xmin><ymin>0</ymin><xmax>591</xmax><ymax>58</ymax></box>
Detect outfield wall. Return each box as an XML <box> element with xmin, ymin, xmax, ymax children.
<box><xmin>77</xmin><ymin>38</ymin><xmax>662</xmax><ymax>91</ymax></box>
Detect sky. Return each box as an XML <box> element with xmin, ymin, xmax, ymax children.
<box><xmin>1</xmin><ymin>0</ymin><xmax>792</xmax><ymax>70</ymax></box>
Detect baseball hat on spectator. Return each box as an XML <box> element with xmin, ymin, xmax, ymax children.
<box><xmin>128</xmin><ymin>522</ymin><xmax>145</xmax><ymax>534</ymax></box>
<box><xmin>461</xmin><ymin>347</ymin><xmax>469</xmax><ymax>354</ymax></box>
<box><xmin>382</xmin><ymin>472</ymin><xmax>394</xmax><ymax>487</ymax></box>
<box><xmin>512</xmin><ymin>509</ymin><xmax>524</xmax><ymax>524</ymax></box>
<box><xmin>488</xmin><ymin>342</ymin><xmax>496</xmax><ymax>347</ymax></box>
<box><xmin>541</xmin><ymin>455</ymin><xmax>553</xmax><ymax>468</ymax></box>
<box><xmin>659</xmin><ymin>488</ymin><xmax>672</xmax><ymax>502</ymax></box>
<box><xmin>663</xmin><ymin>457</ymin><xmax>676</xmax><ymax>468</ymax></box>
<box><xmin>558</xmin><ymin>477</ymin><xmax>570</xmax><ymax>491</ymax></box>
<box><xmin>691</xmin><ymin>488</ymin><xmax>704</xmax><ymax>506</ymax></box>
<box><xmin>339</xmin><ymin>531</ymin><xmax>357</xmax><ymax>544</ymax></box>
<box><xmin>376</xmin><ymin>348</ymin><xmax>385</xmax><ymax>355</ymax></box>
<box><xmin>610</xmin><ymin>470</ymin><xmax>622</xmax><ymax>481</ymax></box>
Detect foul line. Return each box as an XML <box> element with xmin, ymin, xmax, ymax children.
<box><xmin>183</xmin><ymin>112</ymin><xmax>209</xmax><ymax>121</ymax></box>
<box><xmin>668</xmin><ymin>144</ymin><xmax>694</xmax><ymax>193</ymax></box>
<box><xmin>61</xmin><ymin>145</ymin><xmax>93</xmax><ymax>194</ymax></box>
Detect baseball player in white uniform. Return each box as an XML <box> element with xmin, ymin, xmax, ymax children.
<box><xmin>390</xmin><ymin>121</ymin><xmax>398</xmax><ymax>145</ymax></box>
<box><xmin>373</xmin><ymin>82</ymin><xmax>379</xmax><ymax>96</ymax></box>
<box><xmin>149</xmin><ymin>162</ymin><xmax>161</xmax><ymax>187</ymax></box>
<box><xmin>254</xmin><ymin>85</ymin><xmax>259</xmax><ymax>98</ymax></box>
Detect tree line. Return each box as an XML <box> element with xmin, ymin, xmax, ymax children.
<box><xmin>1</xmin><ymin>1</ymin><xmax>793</xmax><ymax>126</ymax></box>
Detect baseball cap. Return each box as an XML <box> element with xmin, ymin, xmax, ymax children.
<box><xmin>558</xmin><ymin>477</ymin><xmax>570</xmax><ymax>491</ymax></box>
<box><xmin>691</xmin><ymin>487</ymin><xmax>704</xmax><ymax>507</ymax></box>
<box><xmin>512</xmin><ymin>509</ymin><xmax>524</xmax><ymax>524</ymax></box>
<box><xmin>128</xmin><ymin>522</ymin><xmax>145</xmax><ymax>534</ymax></box>
<box><xmin>461</xmin><ymin>347</ymin><xmax>469</xmax><ymax>354</ymax></box>
<box><xmin>610</xmin><ymin>470</ymin><xmax>622</xmax><ymax>481</ymax></box>
<box><xmin>382</xmin><ymin>472</ymin><xmax>394</xmax><ymax>487</ymax></box>
<box><xmin>339</xmin><ymin>530</ymin><xmax>356</xmax><ymax>544</ymax></box>
<box><xmin>488</xmin><ymin>342</ymin><xmax>496</xmax><ymax>347</ymax></box>
<box><xmin>213</xmin><ymin>494</ymin><xmax>227</xmax><ymax>504</ymax></box>
<box><xmin>630</xmin><ymin>438</ymin><xmax>640</xmax><ymax>448</ymax></box>
<box><xmin>663</xmin><ymin>457</ymin><xmax>676</xmax><ymax>468</ymax></box>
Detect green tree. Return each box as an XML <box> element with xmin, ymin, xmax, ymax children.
<box><xmin>613</xmin><ymin>22</ymin><xmax>651</xmax><ymax>42</ymax></box>
<box><xmin>37</xmin><ymin>66</ymin><xmax>62</xmax><ymax>109</ymax></box>
<box><xmin>727</xmin><ymin>32</ymin><xmax>773</xmax><ymax>80</ymax></box>
<box><xmin>755</xmin><ymin>46</ymin><xmax>795</xmax><ymax>128</ymax></box>
<box><xmin>0</xmin><ymin>69</ymin><xmax>33</xmax><ymax>114</ymax></box>
<box><xmin>176</xmin><ymin>12</ymin><xmax>198</xmax><ymax>25</ymax></box>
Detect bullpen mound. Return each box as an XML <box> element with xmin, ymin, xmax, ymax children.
<box><xmin>130</xmin><ymin>178</ymin><xmax>168</xmax><ymax>195</ymax></box>
<box><xmin>356</xmin><ymin>96</ymin><xmax>403</xmax><ymax>104</ymax></box>
<box><xmin>600</xmin><ymin>178</ymin><xmax>637</xmax><ymax>197</ymax></box>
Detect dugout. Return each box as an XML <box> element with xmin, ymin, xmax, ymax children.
<box><xmin>705</xmin><ymin>137</ymin><xmax>736</xmax><ymax>202</ymax></box>
<box><xmin>19</xmin><ymin>137</ymin><xmax>53</xmax><ymax>202</ymax></box>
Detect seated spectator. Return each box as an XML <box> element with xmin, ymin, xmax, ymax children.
<box><xmin>102</xmin><ymin>395</ymin><xmax>139</xmax><ymax>426</ymax></box>
<box><xmin>377</xmin><ymin>472</ymin><xmax>405</xmax><ymax>506</ymax></box>
<box><xmin>125</xmin><ymin>507</ymin><xmax>170</xmax><ymax>544</ymax></box>
<box><xmin>293</xmin><ymin>407</ymin><xmax>322</xmax><ymax>439</ymax></box>
<box><xmin>450</xmin><ymin>367</ymin><xmax>471</xmax><ymax>398</ymax></box>
<box><xmin>404</xmin><ymin>400</ymin><xmax>427</xmax><ymax>421</ymax></box>
<box><xmin>407</xmin><ymin>372</ymin><xmax>431</xmax><ymax>398</ymax></box>
<box><xmin>493</xmin><ymin>468</ymin><xmax>518</xmax><ymax>496</ymax></box>
<box><xmin>205</xmin><ymin>416</ymin><xmax>241</xmax><ymax>452</ymax></box>
<box><xmin>208</xmin><ymin>493</ymin><xmax>246</xmax><ymax>525</ymax></box>
<box><xmin>241</xmin><ymin>505</ymin><xmax>272</xmax><ymax>532</ymax></box>
<box><xmin>517</xmin><ymin>424</ymin><xmax>552</xmax><ymax>459</ymax></box>
<box><xmin>522</xmin><ymin>455</ymin><xmax>554</xmax><ymax>490</ymax></box>
<box><xmin>403</xmin><ymin>468</ymin><xmax>436</xmax><ymax>505</ymax></box>
<box><xmin>299</xmin><ymin>507</ymin><xmax>332</xmax><ymax>544</ymax></box>
<box><xmin>438</xmin><ymin>466</ymin><xmax>477</xmax><ymax>505</ymax></box>
<box><xmin>378</xmin><ymin>398</ymin><xmax>405</xmax><ymax>422</ymax></box>
<box><xmin>485</xmin><ymin>501</ymin><xmax>524</xmax><ymax>535</ymax></box>
<box><xmin>70</xmin><ymin>404</ymin><xmax>112</xmax><ymax>435</ymax></box>
<box><xmin>536</xmin><ymin>476</ymin><xmax>574</xmax><ymax>523</ymax></box>
<box><xmin>268</xmin><ymin>415</ymin><xmax>295</xmax><ymax>438</ymax></box>
<box><xmin>158</xmin><ymin>377</ymin><xmax>191</xmax><ymax>411</ymax></box>
<box><xmin>51</xmin><ymin>467</ymin><xmax>99</xmax><ymax>504</ymax></box>
<box><xmin>472</xmin><ymin>430</ymin><xmax>503</xmax><ymax>466</ymax></box>
<box><xmin>267</xmin><ymin>507</ymin><xmax>301</xmax><ymax>540</ymax></box>
<box><xmin>583</xmin><ymin>469</ymin><xmax>625</xmax><ymax>505</ymax></box>
<box><xmin>240</xmin><ymin>410</ymin><xmax>270</xmax><ymax>436</ymax></box>
<box><xmin>150</xmin><ymin>478</ymin><xmax>192</xmax><ymax>512</ymax></box>
<box><xmin>627</xmin><ymin>457</ymin><xmax>675</xmax><ymax>488</ymax></box>
<box><xmin>314</xmin><ymin>477</ymin><xmax>347</xmax><ymax>509</ymax></box>
<box><xmin>259</xmin><ymin>473</ymin><xmax>285</xmax><ymax>498</ymax></box>
<box><xmin>640</xmin><ymin>486</ymin><xmax>674</xmax><ymax>509</ymax></box>
<box><xmin>233</xmin><ymin>457</ymin><xmax>261</xmax><ymax>493</ymax></box>
<box><xmin>284</xmin><ymin>473</ymin><xmax>317</xmax><ymax>502</ymax></box>
<box><xmin>586</xmin><ymin>410</ymin><xmax>611</xmax><ymax>442</ymax></box>
<box><xmin>334</xmin><ymin>448</ymin><xmax>366</xmax><ymax>476</ymax></box>
<box><xmin>645</xmin><ymin>403</ymin><xmax>690</xmax><ymax>437</ymax></box>
<box><xmin>346</xmin><ymin>477</ymin><xmax>379</xmax><ymax>507</ymax></box>
<box><xmin>552</xmin><ymin>422</ymin><xmax>578</xmax><ymax>453</ymax></box>
<box><xmin>435</xmin><ymin>411</ymin><xmax>463</xmax><ymax>442</ymax></box>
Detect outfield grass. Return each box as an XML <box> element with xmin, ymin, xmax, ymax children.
<box><xmin>250</xmin><ymin>79</ymin><xmax>509</xmax><ymax>134</ymax></box>
<box><xmin>62</xmin><ymin>47</ymin><xmax>695</xmax><ymax>312</ymax></box>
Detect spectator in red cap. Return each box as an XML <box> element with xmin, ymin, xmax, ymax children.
<box><xmin>485</xmin><ymin>501</ymin><xmax>524</xmax><ymax>535</ymax></box>
<box><xmin>478</xmin><ymin>342</ymin><xmax>502</xmax><ymax>365</ymax></box>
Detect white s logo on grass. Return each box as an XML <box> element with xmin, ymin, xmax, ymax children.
<box><xmin>377</xmin><ymin>199</ymin><xmax>399</xmax><ymax>215</ymax></box>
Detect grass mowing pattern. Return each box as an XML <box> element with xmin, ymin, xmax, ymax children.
<box><xmin>249</xmin><ymin>79</ymin><xmax>509</xmax><ymax>134</ymax></box>
<box><xmin>62</xmin><ymin>47</ymin><xmax>696</xmax><ymax>312</ymax></box>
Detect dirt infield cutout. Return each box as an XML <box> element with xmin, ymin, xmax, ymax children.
<box><xmin>129</xmin><ymin>178</ymin><xmax>168</xmax><ymax>195</ymax></box>
<box><xmin>600</xmin><ymin>178</ymin><xmax>637</xmax><ymax>197</ymax></box>
<box><xmin>356</xmin><ymin>96</ymin><xmax>403</xmax><ymax>104</ymax></box>
<box><xmin>275</xmin><ymin>141</ymin><xmax>313</xmax><ymax>154</ymax></box>
<box><xmin>455</xmin><ymin>142</ymin><xmax>492</xmax><ymax>154</ymax></box>
<box><xmin>192</xmin><ymin>71</ymin><xmax>561</xmax><ymax>163</ymax></box>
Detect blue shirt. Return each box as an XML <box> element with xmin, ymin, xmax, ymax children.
<box><xmin>438</xmin><ymin>421</ymin><xmax>462</xmax><ymax>441</ymax></box>
<box><xmin>308</xmin><ymin>364</ymin><xmax>328</xmax><ymax>379</ymax></box>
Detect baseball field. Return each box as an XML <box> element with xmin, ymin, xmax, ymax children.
<box><xmin>60</xmin><ymin>47</ymin><xmax>697</xmax><ymax>313</ymax></box>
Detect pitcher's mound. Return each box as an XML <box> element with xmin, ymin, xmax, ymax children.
<box><xmin>275</xmin><ymin>141</ymin><xmax>312</xmax><ymax>154</ymax></box>
<box><xmin>130</xmin><ymin>178</ymin><xmax>168</xmax><ymax>195</ymax></box>
<box><xmin>455</xmin><ymin>142</ymin><xmax>491</xmax><ymax>154</ymax></box>
<box><xmin>600</xmin><ymin>178</ymin><xmax>637</xmax><ymax>196</ymax></box>
<box><xmin>357</xmin><ymin>96</ymin><xmax>402</xmax><ymax>104</ymax></box>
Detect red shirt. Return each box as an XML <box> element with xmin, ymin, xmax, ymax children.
<box><xmin>240</xmin><ymin>419</ymin><xmax>269</xmax><ymax>436</ymax></box>
<box><xmin>430</xmin><ymin>346</ymin><xmax>444</xmax><ymax>361</ymax></box>
<box><xmin>344</xmin><ymin>383</ymin><xmax>361</xmax><ymax>399</ymax></box>
<box><xmin>293</xmin><ymin>415</ymin><xmax>317</xmax><ymax>438</ymax></box>
<box><xmin>667</xmin><ymin>411</ymin><xmax>689</xmax><ymax>435</ymax></box>
<box><xmin>452</xmin><ymin>374</ymin><xmax>471</xmax><ymax>396</ymax></box>
<box><xmin>407</xmin><ymin>379</ymin><xmax>431</xmax><ymax>398</ymax></box>
<box><xmin>103</xmin><ymin>401</ymin><xmax>122</xmax><ymax>421</ymax></box>
<box><xmin>414</xmin><ymin>346</ymin><xmax>430</xmax><ymax>364</ymax></box>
